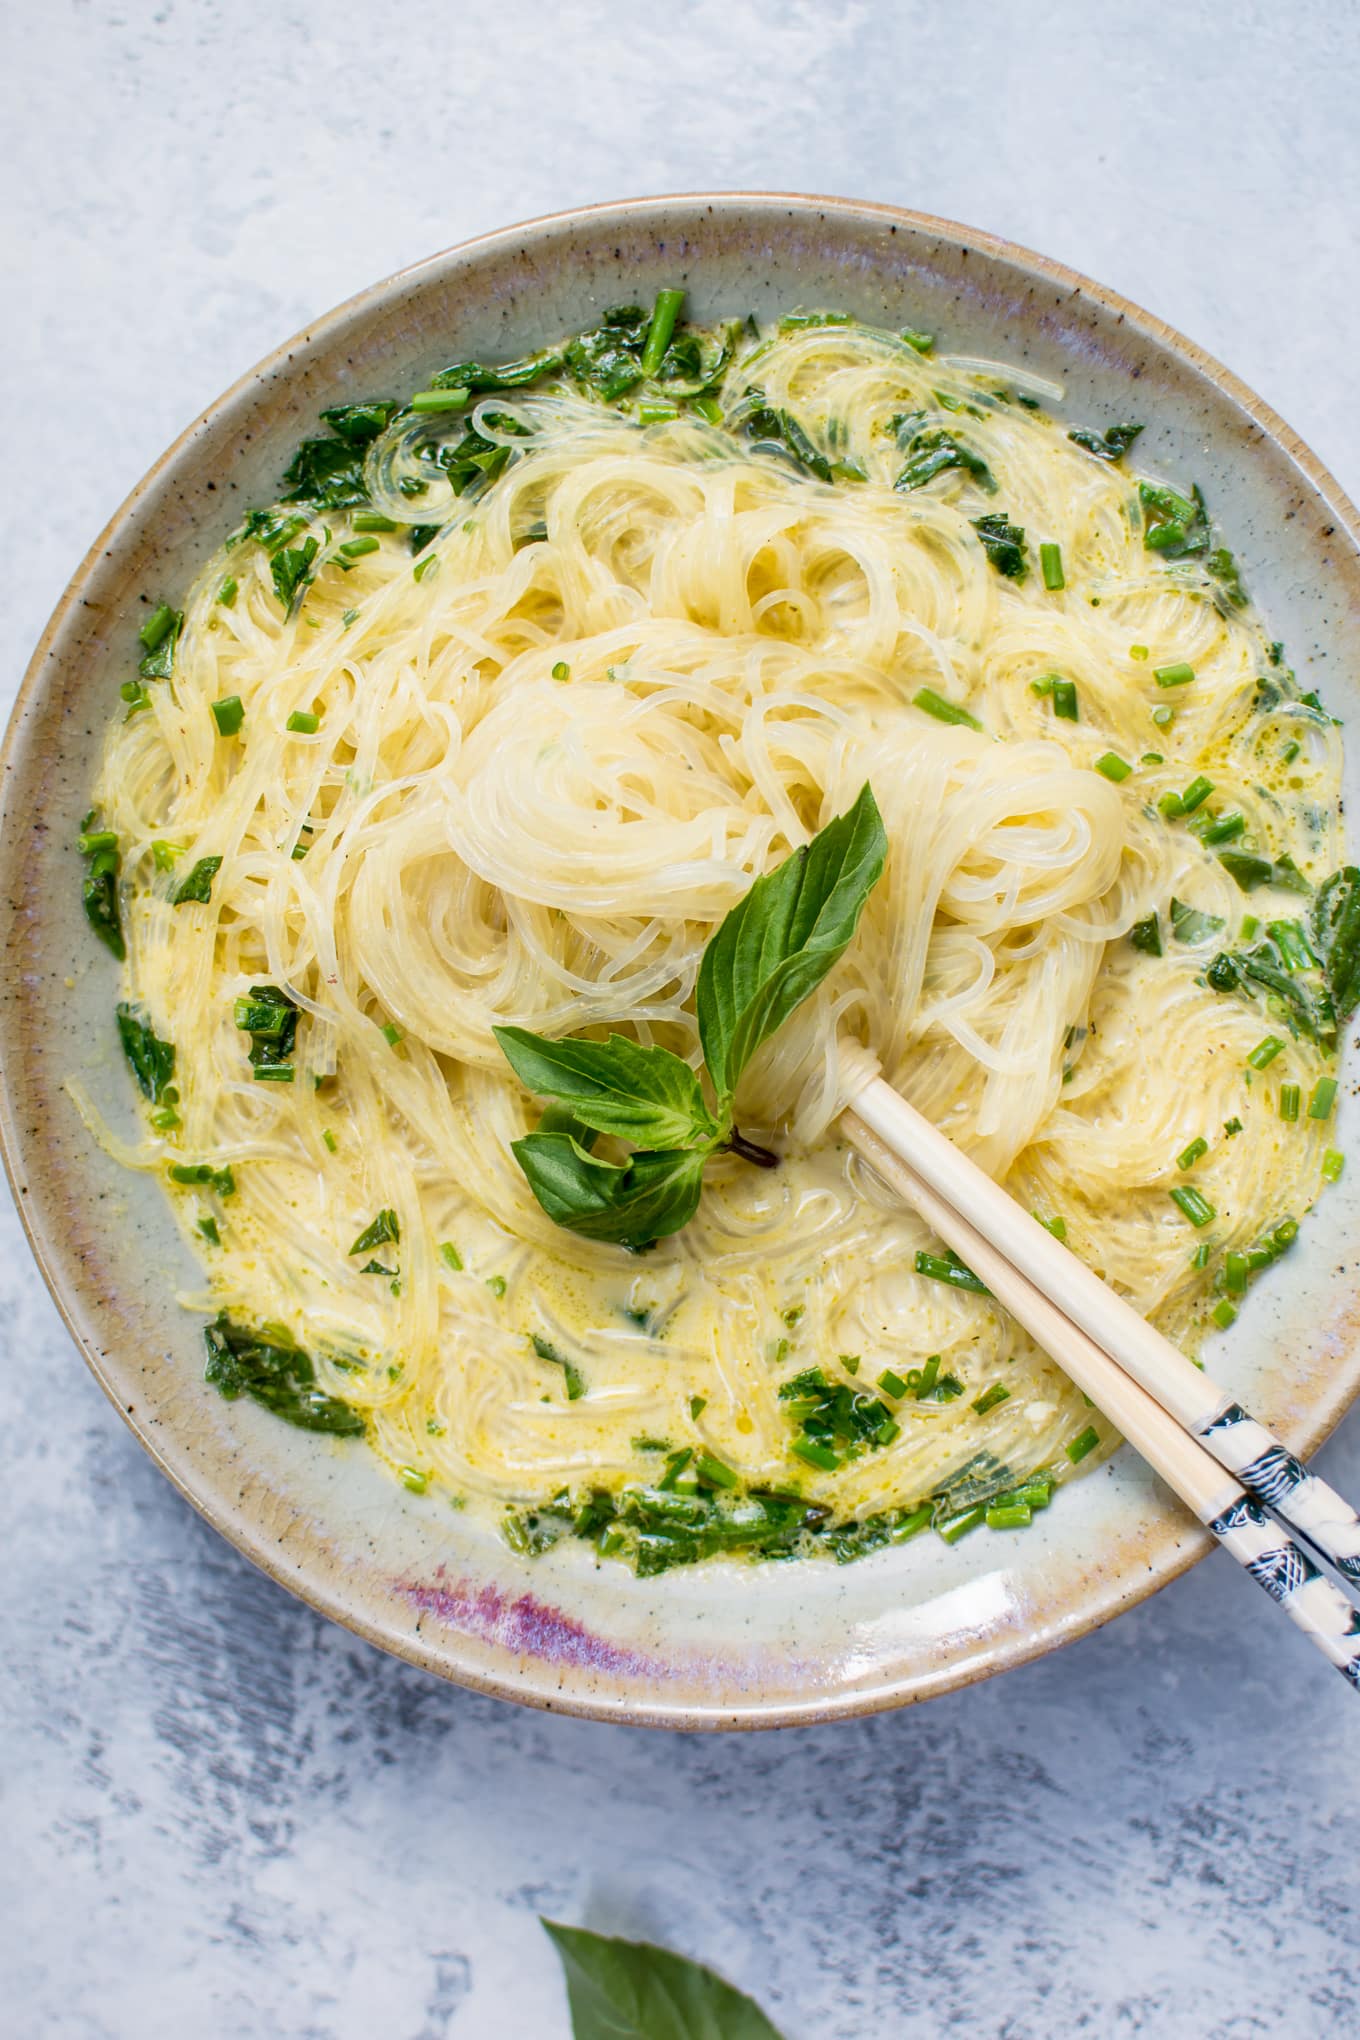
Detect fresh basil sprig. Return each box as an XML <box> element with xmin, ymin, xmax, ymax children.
<box><xmin>542</xmin><ymin>1918</ymin><xmax>786</xmax><ymax>2040</ymax></box>
<box><xmin>495</xmin><ymin>783</ymin><xmax>887</xmax><ymax>1250</ymax></box>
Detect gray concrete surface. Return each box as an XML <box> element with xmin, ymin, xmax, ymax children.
<box><xmin>4</xmin><ymin>3</ymin><xmax>1359</xmax><ymax>2034</ymax></box>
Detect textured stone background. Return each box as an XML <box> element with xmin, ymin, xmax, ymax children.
<box><xmin>5</xmin><ymin>4</ymin><xmax>1360</xmax><ymax>2034</ymax></box>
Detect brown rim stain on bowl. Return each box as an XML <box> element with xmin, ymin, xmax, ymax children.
<box><xmin>4</xmin><ymin>192</ymin><xmax>1360</xmax><ymax>1730</ymax></box>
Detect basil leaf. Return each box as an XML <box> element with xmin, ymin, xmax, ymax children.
<box><xmin>696</xmin><ymin>782</ymin><xmax>887</xmax><ymax>1097</ymax></box>
<box><xmin>116</xmin><ymin>1003</ymin><xmax>176</xmax><ymax>1103</ymax></box>
<box><xmin>543</xmin><ymin>1920</ymin><xmax>786</xmax><ymax>2040</ymax></box>
<box><xmin>511</xmin><ymin>1133</ymin><xmax>706</xmax><ymax>1250</ymax></box>
<box><xmin>494</xmin><ymin>1028</ymin><xmax>720</xmax><ymax>1149</ymax></box>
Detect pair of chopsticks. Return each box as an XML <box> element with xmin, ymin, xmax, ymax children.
<box><xmin>839</xmin><ymin>1062</ymin><xmax>1360</xmax><ymax>1689</ymax></box>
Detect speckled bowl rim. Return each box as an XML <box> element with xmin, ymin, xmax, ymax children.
<box><xmin>4</xmin><ymin>191</ymin><xmax>1360</xmax><ymax>1729</ymax></box>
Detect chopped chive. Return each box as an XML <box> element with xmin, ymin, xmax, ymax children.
<box><xmin>1211</xmin><ymin>1299</ymin><xmax>1238</xmax><ymax>1330</ymax></box>
<box><xmin>339</xmin><ymin>536</ymin><xmax>380</xmax><ymax>559</ymax></box>
<box><xmin>381</xmin><ymin>1022</ymin><xmax>402</xmax><ymax>1046</ymax></box>
<box><xmin>211</xmin><ymin>695</ymin><xmax>244</xmax><ymax>736</ymax></box>
<box><xmin>322</xmin><ymin>1127</ymin><xmax>337</xmax><ymax>1153</ymax></box>
<box><xmin>351</xmin><ymin>512</ymin><xmax>397</xmax><ymax>532</ymax></box>
<box><xmin>551</xmin><ymin>660</ymin><xmax>570</xmax><ymax>680</ymax></box>
<box><xmin>1177</xmin><ymin>1136</ymin><xmax>1208</xmax><ymax>1170</ymax></box>
<box><xmin>1129</xmin><ymin>644</ymin><xmax>1149</xmax><ymax>661</ymax></box>
<box><xmin>1247</xmin><ymin>1036</ymin><xmax>1284</xmax><ymax>1069</ymax></box>
<box><xmin>791</xmin><ymin>1437</ymin><xmax>841</xmax><ymax>1472</ymax></box>
<box><xmin>1040</xmin><ymin>542</ymin><xmax>1065</xmax><ymax>590</ymax></box>
<box><xmin>286</xmin><ymin>709</ymin><xmax>320</xmax><ymax>734</ymax></box>
<box><xmin>1155</xmin><ymin>662</ymin><xmax>1196</xmax><ymax>688</ymax></box>
<box><xmin>253</xmin><ymin>1064</ymin><xmax>295</xmax><ymax>1082</ymax></box>
<box><xmin>1201</xmin><ymin>811</ymin><xmax>1246</xmax><ymax>845</ymax></box>
<box><xmin>1240</xmin><ymin>915</ymin><xmax>1259</xmax><ymax>940</ymax></box>
<box><xmin>877</xmin><ymin>1368</ymin><xmax>907</xmax><ymax>1398</ymax></box>
<box><xmin>1179</xmin><ymin>775</ymin><xmax>1214</xmax><ymax>813</ymax></box>
<box><xmin>936</xmin><ymin>1503</ymin><xmax>986</xmax><ymax>1544</ymax></box>
<box><xmin>915</xmin><ymin>1250</ymin><xmax>989</xmax><ymax>1294</ymax></box>
<box><xmin>1095</xmin><ymin>751</ymin><xmax>1132</xmax><ymax>782</ymax></box>
<box><xmin>901</xmin><ymin>327</ymin><xmax>935</xmax><ymax>354</ymax></box>
<box><xmin>1141</xmin><ymin>751</ymin><xmax>1164</xmax><ymax>766</ymax></box>
<box><xmin>1279</xmin><ymin>1083</ymin><xmax>1301</xmax><ymax>1122</ymax></box>
<box><xmin>438</xmin><ymin>1241</ymin><xmax>463</xmax><ymax>1271</ymax></box>
<box><xmin>689</xmin><ymin>1394</ymin><xmax>707</xmax><ymax>1419</ymax></box>
<box><xmin>198</xmin><ymin>1216</ymin><xmax>221</xmax><ymax>1245</ymax></box>
<box><xmin>640</xmin><ymin>287</ymin><xmax>686</xmax><ymax>376</ymax></box>
<box><xmin>1191</xmin><ymin>1241</ymin><xmax>1213</xmax><ymax>1268</ymax></box>
<box><xmin>1066</xmin><ymin>1425</ymin><xmax>1100</xmax><ymax>1463</ymax></box>
<box><xmin>217</xmin><ymin>576</ymin><xmax>238</xmax><ymax>607</ymax></box>
<box><xmin>485</xmin><ymin>1274</ymin><xmax>506</xmax><ymax>1298</ymax></box>
<box><xmin>151</xmin><ymin>839</ymin><xmax>180</xmax><ymax>871</ymax></box>
<box><xmin>400</xmin><ymin>1467</ymin><xmax>429</xmax><ymax>1494</ymax></box>
<box><xmin>1151</xmin><ymin>704</ymin><xmax>1176</xmax><ymax>727</ymax></box>
<box><xmin>1129</xmin><ymin>913</ymin><xmax>1162</xmax><ymax>956</ymax></box>
<box><xmin>1158</xmin><ymin>791</ymin><xmax>1185</xmax><ymax>820</ymax></box>
<box><xmin>839</xmin><ymin>1356</ymin><xmax>860</xmax><ymax>1376</ymax></box>
<box><xmin>1170</xmin><ymin>1185</ymin><xmax>1216</xmax><ymax>1227</ymax></box>
<box><xmin>1223</xmin><ymin>1117</ymin><xmax>1243</xmax><ymax>1137</ymax></box>
<box><xmin>1308</xmin><ymin>1077</ymin><xmax>1338</xmax><ymax>1120</ymax></box>
<box><xmin>1322</xmin><ymin>1149</ymin><xmax>1345</xmax><ymax>1183</ymax></box>
<box><xmin>695</xmin><ymin>1449</ymin><xmax>739</xmax><ymax>1490</ymax></box>
<box><xmin>972</xmin><ymin>1382</ymin><xmax>1011</xmax><ymax>1415</ymax></box>
<box><xmin>1051</xmin><ymin>678</ymin><xmax>1079</xmax><ymax>721</ymax></box>
<box><xmin>342</xmin><ymin>608</ymin><xmax>358</xmax><ymax>627</ymax></box>
<box><xmin>409</xmin><ymin>387</ymin><xmax>469</xmax><ymax>412</ymax></box>
<box><xmin>138</xmin><ymin>603</ymin><xmax>177</xmax><ymax>652</ymax></box>
<box><xmin>913</xmin><ymin>687</ymin><xmax>982</xmax><ymax>730</ymax></box>
<box><xmin>1030</xmin><ymin>674</ymin><xmax>1055</xmax><ymax>697</ymax></box>
<box><xmin>1281</xmin><ymin>739</ymin><xmax>1301</xmax><ymax>765</ymax></box>
<box><xmin>413</xmin><ymin>553</ymin><xmax>438</xmax><ymax>582</ymax></box>
<box><xmin>985</xmin><ymin>1501</ymin><xmax>1032</xmax><ymax>1530</ymax></box>
<box><xmin>1224</xmin><ymin>1250</ymin><xmax>1248</xmax><ymax>1293</ymax></box>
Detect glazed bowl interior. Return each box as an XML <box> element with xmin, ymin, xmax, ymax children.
<box><xmin>4</xmin><ymin>194</ymin><xmax>1360</xmax><ymax>1729</ymax></box>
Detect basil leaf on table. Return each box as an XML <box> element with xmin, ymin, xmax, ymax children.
<box><xmin>696</xmin><ymin>780</ymin><xmax>887</xmax><ymax>1096</ymax></box>
<box><xmin>542</xmin><ymin>1919</ymin><xmax>786</xmax><ymax>2040</ymax></box>
<box><xmin>494</xmin><ymin>1028</ymin><xmax>719</xmax><ymax>1149</ymax></box>
<box><xmin>512</xmin><ymin>1134</ymin><xmax>708</xmax><ymax>1252</ymax></box>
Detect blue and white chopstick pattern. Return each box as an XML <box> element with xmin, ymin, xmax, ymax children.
<box><xmin>1197</xmin><ymin>1400</ymin><xmax>1360</xmax><ymax>1585</ymax></box>
<box><xmin>1207</xmin><ymin>1492</ymin><xmax>1360</xmax><ymax>1688</ymax></box>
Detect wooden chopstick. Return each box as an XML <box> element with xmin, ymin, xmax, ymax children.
<box><xmin>847</xmin><ymin>1071</ymin><xmax>1360</xmax><ymax>1592</ymax></box>
<box><xmin>840</xmin><ymin>1094</ymin><xmax>1360</xmax><ymax>1689</ymax></box>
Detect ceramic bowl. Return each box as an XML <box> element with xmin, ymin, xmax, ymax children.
<box><xmin>4</xmin><ymin>194</ymin><xmax>1360</xmax><ymax>1729</ymax></box>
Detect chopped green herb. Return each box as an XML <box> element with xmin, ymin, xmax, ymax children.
<box><xmin>1322</xmin><ymin>1149</ymin><xmax>1345</xmax><ymax>1182</ymax></box>
<box><xmin>936</xmin><ymin>1503</ymin><xmax>986</xmax><ymax>1544</ymax></box>
<box><xmin>321</xmin><ymin>1128</ymin><xmax>337</xmax><ymax>1153</ymax></box>
<box><xmin>1169</xmin><ymin>898</ymin><xmax>1225</xmax><ymax>945</ymax></box>
<box><xmin>1095</xmin><ymin>752</ymin><xmax>1132</xmax><ymax>783</ymax></box>
<box><xmin>913</xmin><ymin>687</ymin><xmax>982</xmax><ymax>730</ymax></box>
<box><xmin>531</xmin><ymin>1334</ymin><xmax>586</xmax><ymax>1401</ymax></box>
<box><xmin>80</xmin><ymin>824</ymin><xmax>124</xmax><ymax>958</ymax></box>
<box><xmin>211</xmin><ymin>694</ymin><xmax>244</xmax><ymax>736</ymax></box>
<box><xmin>204</xmin><ymin>1314</ymin><xmax>363</xmax><ymax>1435</ymax></box>
<box><xmin>1279</xmin><ymin>1083</ymin><xmax>1301</xmax><ymax>1122</ymax></box>
<box><xmin>1170</xmin><ymin>1185</ymin><xmax>1216</xmax><ymax>1227</ymax></box>
<box><xmin>1129</xmin><ymin>913</ymin><xmax>1163</xmax><ymax>956</ymax></box>
<box><xmin>689</xmin><ymin>1394</ymin><xmax>707</xmax><ymax>1420</ymax></box>
<box><xmin>972</xmin><ymin>513</ymin><xmax>1029</xmax><ymax>579</ymax></box>
<box><xmin>409</xmin><ymin>388</ymin><xmax>470</xmax><ymax>413</ymax></box>
<box><xmin>171</xmin><ymin>855</ymin><xmax>222</xmax><ymax>906</ymax></box>
<box><xmin>1051</xmin><ymin>678</ymin><xmax>1078</xmax><ymax>721</ymax></box>
<box><xmin>915</xmin><ymin>1249</ymin><xmax>989</xmax><ymax>1294</ymax></box>
<box><xmin>972</xmin><ymin>1382</ymin><xmax>1011</xmax><ymax>1415</ymax></box>
<box><xmin>1224</xmin><ymin>1251</ymin><xmax>1248</xmax><ymax>1294</ymax></box>
<box><xmin>1037</xmin><ymin>1213</ymin><xmax>1068</xmax><ymax>1240</ymax></box>
<box><xmin>1211</xmin><ymin>1299</ymin><xmax>1238</xmax><ymax>1329</ymax></box>
<box><xmin>1179</xmin><ymin>775</ymin><xmax>1214</xmax><ymax>814</ymax></box>
<box><xmin>877</xmin><ymin>1369</ymin><xmax>907</xmax><ymax>1399</ymax></box>
<box><xmin>1069</xmin><ymin>422</ymin><xmax>1143</xmax><ymax>463</ymax></box>
<box><xmin>198</xmin><ymin>1216</ymin><xmax>221</xmax><ymax>1245</ymax></box>
<box><xmin>350</xmin><ymin>1208</ymin><xmax>400</xmax><ymax>1255</ymax></box>
<box><xmin>901</xmin><ymin>327</ymin><xmax>935</xmax><ymax>354</ymax></box>
<box><xmin>1066</xmin><ymin>1425</ymin><xmax>1100</xmax><ymax>1464</ymax></box>
<box><xmin>1177</xmin><ymin>1136</ymin><xmax>1208</xmax><ymax>1170</ymax></box>
<box><xmin>137</xmin><ymin>602</ymin><xmax>184</xmax><ymax>679</ymax></box>
<box><xmin>1039</xmin><ymin>541</ymin><xmax>1065</xmax><ymax>590</ymax></box>
<box><xmin>1248</xmin><ymin>1035</ymin><xmax>1285</xmax><ymax>1069</ymax></box>
<box><xmin>217</xmin><ymin>576</ymin><xmax>238</xmax><ymax>607</ymax></box>
<box><xmin>286</xmin><ymin>710</ymin><xmax>320</xmax><ymax>734</ymax></box>
<box><xmin>1154</xmin><ymin>662</ymin><xmax>1196</xmax><ymax>688</ymax></box>
<box><xmin>234</xmin><ymin>982</ymin><xmax>299</xmax><ymax>1071</ymax></box>
<box><xmin>486</xmin><ymin>1274</ymin><xmax>507</xmax><ymax>1298</ymax></box>
<box><xmin>1223</xmin><ymin>1117</ymin><xmax>1243</xmax><ymax>1137</ymax></box>
<box><xmin>116</xmin><ymin>1004</ymin><xmax>175</xmax><ymax>1106</ymax></box>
